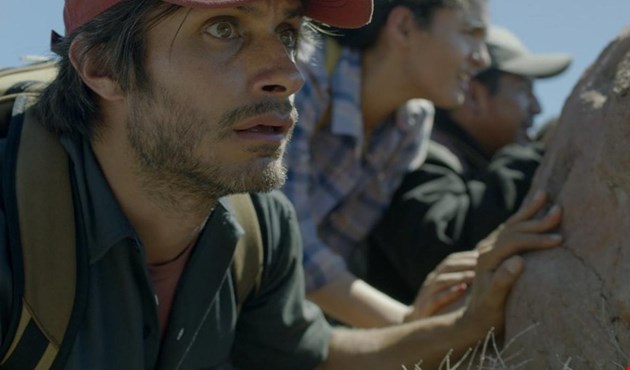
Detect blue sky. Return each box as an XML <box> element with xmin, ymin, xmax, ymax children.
<box><xmin>1</xmin><ymin>0</ymin><xmax>628</xmax><ymax>128</ymax></box>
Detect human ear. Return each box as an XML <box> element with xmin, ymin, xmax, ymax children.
<box><xmin>69</xmin><ymin>37</ymin><xmax>124</xmax><ymax>101</ymax></box>
<box><xmin>384</xmin><ymin>6</ymin><xmax>420</xmax><ymax>46</ymax></box>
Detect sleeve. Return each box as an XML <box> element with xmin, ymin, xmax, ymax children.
<box><xmin>368</xmin><ymin>141</ymin><xmax>544</xmax><ymax>298</ymax></box>
<box><xmin>280</xmin><ymin>41</ymin><xmax>347</xmax><ymax>292</ymax></box>
<box><xmin>230</xmin><ymin>192</ymin><xmax>332</xmax><ymax>370</ymax></box>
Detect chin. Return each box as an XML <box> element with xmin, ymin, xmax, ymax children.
<box><xmin>433</xmin><ymin>94</ymin><xmax>465</xmax><ymax>109</ymax></box>
<box><xmin>230</xmin><ymin>158</ymin><xmax>287</xmax><ymax>193</ymax></box>
<box><xmin>427</xmin><ymin>84</ymin><xmax>465</xmax><ymax>108</ymax></box>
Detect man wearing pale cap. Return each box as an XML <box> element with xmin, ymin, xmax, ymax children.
<box><xmin>366</xmin><ymin>25</ymin><xmax>572</xmax><ymax>304</ymax></box>
<box><xmin>0</xmin><ymin>3</ymin><xmax>564</xmax><ymax>369</ymax></box>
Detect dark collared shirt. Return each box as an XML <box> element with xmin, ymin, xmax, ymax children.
<box><xmin>0</xmin><ymin>132</ymin><xmax>331</xmax><ymax>369</ymax></box>
<box><xmin>366</xmin><ymin>110</ymin><xmax>544</xmax><ymax>303</ymax></box>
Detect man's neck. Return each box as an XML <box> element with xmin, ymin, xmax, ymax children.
<box><xmin>360</xmin><ymin>47</ymin><xmax>414</xmax><ymax>140</ymax></box>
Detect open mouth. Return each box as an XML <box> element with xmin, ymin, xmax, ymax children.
<box><xmin>233</xmin><ymin>115</ymin><xmax>293</xmax><ymax>144</ymax></box>
<box><xmin>238</xmin><ymin>125</ymin><xmax>285</xmax><ymax>134</ymax></box>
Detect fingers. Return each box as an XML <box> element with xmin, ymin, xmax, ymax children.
<box><xmin>477</xmin><ymin>231</ymin><xmax>561</xmax><ymax>272</ymax></box>
<box><xmin>510</xmin><ymin>204</ymin><xmax>562</xmax><ymax>233</ymax></box>
<box><xmin>505</xmin><ymin>190</ymin><xmax>547</xmax><ymax>226</ymax></box>
<box><xmin>412</xmin><ymin>259</ymin><xmax>476</xmax><ymax>316</ymax></box>
<box><xmin>410</xmin><ymin>274</ymin><xmax>472</xmax><ymax>320</ymax></box>
<box><xmin>461</xmin><ymin>193</ymin><xmax>562</xmax><ymax>336</ymax></box>
<box><xmin>432</xmin><ymin>251</ymin><xmax>478</xmax><ymax>274</ymax></box>
<box><xmin>476</xmin><ymin>193</ymin><xmax>563</xmax><ymax>271</ymax></box>
<box><xmin>427</xmin><ymin>271</ymin><xmax>475</xmax><ymax>290</ymax></box>
<box><xmin>486</xmin><ymin>256</ymin><xmax>524</xmax><ymax>306</ymax></box>
<box><xmin>428</xmin><ymin>283</ymin><xmax>469</xmax><ymax>312</ymax></box>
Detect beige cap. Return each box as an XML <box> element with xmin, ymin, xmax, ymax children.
<box><xmin>486</xmin><ymin>25</ymin><xmax>573</xmax><ymax>78</ymax></box>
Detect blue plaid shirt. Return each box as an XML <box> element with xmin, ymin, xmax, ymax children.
<box><xmin>282</xmin><ymin>36</ymin><xmax>434</xmax><ymax>292</ymax></box>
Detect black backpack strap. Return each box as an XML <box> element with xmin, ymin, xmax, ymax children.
<box><xmin>0</xmin><ymin>95</ymin><xmax>83</xmax><ymax>369</ymax></box>
<box><xmin>225</xmin><ymin>193</ymin><xmax>264</xmax><ymax>312</ymax></box>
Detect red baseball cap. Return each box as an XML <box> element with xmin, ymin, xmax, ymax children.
<box><xmin>64</xmin><ymin>0</ymin><xmax>373</xmax><ymax>35</ymax></box>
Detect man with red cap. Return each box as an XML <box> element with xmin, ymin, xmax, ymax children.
<box><xmin>0</xmin><ymin>0</ymin><xmax>562</xmax><ymax>368</ymax></box>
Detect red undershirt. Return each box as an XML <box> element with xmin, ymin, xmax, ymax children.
<box><xmin>147</xmin><ymin>242</ymin><xmax>196</xmax><ymax>339</ymax></box>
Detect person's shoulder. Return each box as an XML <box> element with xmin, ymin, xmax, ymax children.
<box><xmin>494</xmin><ymin>141</ymin><xmax>545</xmax><ymax>160</ymax></box>
<box><xmin>249</xmin><ymin>191</ymin><xmax>295</xmax><ymax>219</ymax></box>
<box><xmin>402</xmin><ymin>98</ymin><xmax>435</xmax><ymax>118</ymax></box>
<box><xmin>248</xmin><ymin>191</ymin><xmax>301</xmax><ymax>261</ymax></box>
<box><xmin>425</xmin><ymin>140</ymin><xmax>464</xmax><ymax>173</ymax></box>
<box><xmin>397</xmin><ymin>98</ymin><xmax>435</xmax><ymax>133</ymax></box>
<box><xmin>248</xmin><ymin>191</ymin><xmax>299</xmax><ymax>243</ymax></box>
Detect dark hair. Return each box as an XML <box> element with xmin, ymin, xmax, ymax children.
<box><xmin>474</xmin><ymin>67</ymin><xmax>503</xmax><ymax>95</ymax></box>
<box><xmin>328</xmin><ymin>0</ymin><xmax>467</xmax><ymax>50</ymax></box>
<box><xmin>35</xmin><ymin>0</ymin><xmax>180</xmax><ymax>139</ymax></box>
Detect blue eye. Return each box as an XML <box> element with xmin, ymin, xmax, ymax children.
<box><xmin>207</xmin><ymin>20</ymin><xmax>239</xmax><ymax>40</ymax></box>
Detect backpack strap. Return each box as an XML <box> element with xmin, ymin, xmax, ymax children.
<box><xmin>225</xmin><ymin>193</ymin><xmax>264</xmax><ymax>312</ymax></box>
<box><xmin>0</xmin><ymin>95</ymin><xmax>83</xmax><ymax>370</ymax></box>
<box><xmin>0</xmin><ymin>61</ymin><xmax>57</xmax><ymax>97</ymax></box>
<box><xmin>0</xmin><ymin>61</ymin><xmax>57</xmax><ymax>138</ymax></box>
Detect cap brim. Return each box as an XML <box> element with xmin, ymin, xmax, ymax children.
<box><xmin>498</xmin><ymin>53</ymin><xmax>573</xmax><ymax>78</ymax></box>
<box><xmin>168</xmin><ymin>0</ymin><xmax>373</xmax><ymax>29</ymax></box>
<box><xmin>305</xmin><ymin>0</ymin><xmax>373</xmax><ymax>28</ymax></box>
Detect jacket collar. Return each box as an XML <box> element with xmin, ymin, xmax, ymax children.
<box><xmin>432</xmin><ymin>109</ymin><xmax>492</xmax><ymax>170</ymax></box>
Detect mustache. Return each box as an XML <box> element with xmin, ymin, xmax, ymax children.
<box><xmin>217</xmin><ymin>99</ymin><xmax>297</xmax><ymax>129</ymax></box>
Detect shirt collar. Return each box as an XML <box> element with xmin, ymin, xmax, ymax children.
<box><xmin>329</xmin><ymin>47</ymin><xmax>364</xmax><ymax>142</ymax></box>
<box><xmin>434</xmin><ymin>108</ymin><xmax>491</xmax><ymax>161</ymax></box>
<box><xmin>60</xmin><ymin>135</ymin><xmax>245</xmax><ymax>264</ymax></box>
<box><xmin>60</xmin><ymin>135</ymin><xmax>137</xmax><ymax>263</ymax></box>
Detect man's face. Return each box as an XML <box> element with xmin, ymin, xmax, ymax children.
<box><xmin>410</xmin><ymin>0</ymin><xmax>490</xmax><ymax>108</ymax></box>
<box><xmin>482</xmin><ymin>72</ymin><xmax>542</xmax><ymax>151</ymax></box>
<box><xmin>125</xmin><ymin>0</ymin><xmax>304</xmax><ymax>200</ymax></box>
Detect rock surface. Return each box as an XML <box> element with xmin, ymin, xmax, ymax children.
<box><xmin>503</xmin><ymin>27</ymin><xmax>630</xmax><ymax>369</ymax></box>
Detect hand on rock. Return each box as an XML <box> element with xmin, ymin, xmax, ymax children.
<box><xmin>459</xmin><ymin>190</ymin><xmax>563</xmax><ymax>337</ymax></box>
<box><xmin>405</xmin><ymin>251</ymin><xmax>477</xmax><ymax>322</ymax></box>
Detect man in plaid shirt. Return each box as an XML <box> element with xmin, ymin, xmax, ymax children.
<box><xmin>282</xmin><ymin>0</ymin><xmax>494</xmax><ymax>327</ymax></box>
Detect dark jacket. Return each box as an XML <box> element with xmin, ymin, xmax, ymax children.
<box><xmin>365</xmin><ymin>110</ymin><xmax>544</xmax><ymax>303</ymax></box>
<box><xmin>0</xmin><ymin>122</ymin><xmax>330</xmax><ymax>369</ymax></box>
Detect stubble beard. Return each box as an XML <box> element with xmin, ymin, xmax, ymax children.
<box><xmin>126</xmin><ymin>87</ymin><xmax>289</xmax><ymax>213</ymax></box>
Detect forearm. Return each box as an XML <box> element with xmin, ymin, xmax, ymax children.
<box><xmin>320</xmin><ymin>310</ymin><xmax>482</xmax><ymax>370</ymax></box>
<box><xmin>307</xmin><ymin>270</ymin><xmax>410</xmax><ymax>328</ymax></box>
<box><xmin>319</xmin><ymin>191</ymin><xmax>564</xmax><ymax>370</ymax></box>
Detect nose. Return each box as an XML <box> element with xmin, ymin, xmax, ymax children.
<box><xmin>530</xmin><ymin>91</ymin><xmax>542</xmax><ymax>115</ymax></box>
<box><xmin>251</xmin><ymin>39</ymin><xmax>304</xmax><ymax>98</ymax></box>
<box><xmin>470</xmin><ymin>42</ymin><xmax>491</xmax><ymax>71</ymax></box>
